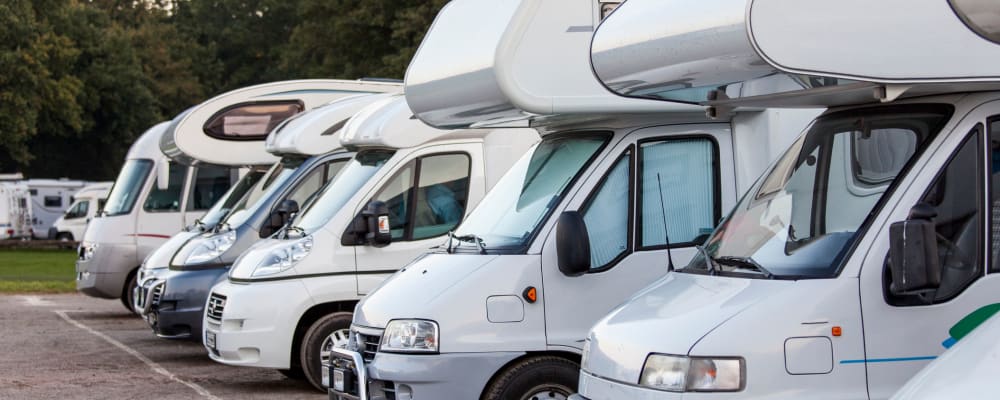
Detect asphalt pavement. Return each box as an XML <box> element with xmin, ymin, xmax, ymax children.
<box><xmin>0</xmin><ymin>293</ymin><xmax>324</xmax><ymax>399</ymax></box>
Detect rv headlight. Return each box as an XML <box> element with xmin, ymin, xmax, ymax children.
<box><xmin>80</xmin><ymin>242</ymin><xmax>98</xmax><ymax>261</ymax></box>
<box><xmin>251</xmin><ymin>236</ymin><xmax>312</xmax><ymax>277</ymax></box>
<box><xmin>184</xmin><ymin>231</ymin><xmax>237</xmax><ymax>265</ymax></box>
<box><xmin>639</xmin><ymin>354</ymin><xmax>743</xmax><ymax>392</ymax></box>
<box><xmin>379</xmin><ymin>319</ymin><xmax>438</xmax><ymax>353</ymax></box>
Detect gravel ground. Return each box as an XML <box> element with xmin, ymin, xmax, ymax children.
<box><xmin>0</xmin><ymin>293</ymin><xmax>324</xmax><ymax>399</ymax></box>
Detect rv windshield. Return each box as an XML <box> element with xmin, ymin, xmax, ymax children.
<box><xmin>103</xmin><ymin>159</ymin><xmax>153</xmax><ymax>216</ymax></box>
<box><xmin>291</xmin><ymin>149</ymin><xmax>396</xmax><ymax>235</ymax></box>
<box><xmin>453</xmin><ymin>134</ymin><xmax>609</xmax><ymax>251</ymax></box>
<box><xmin>196</xmin><ymin>169</ymin><xmax>267</xmax><ymax>229</ymax></box>
<box><xmin>681</xmin><ymin>104</ymin><xmax>952</xmax><ymax>279</ymax></box>
<box><xmin>220</xmin><ymin>157</ymin><xmax>305</xmax><ymax>229</ymax></box>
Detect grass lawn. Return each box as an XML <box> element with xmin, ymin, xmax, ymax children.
<box><xmin>0</xmin><ymin>249</ymin><xmax>77</xmax><ymax>293</ymax></box>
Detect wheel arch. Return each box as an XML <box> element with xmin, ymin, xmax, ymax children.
<box><xmin>289</xmin><ymin>300</ymin><xmax>359</xmax><ymax>368</ymax></box>
<box><xmin>479</xmin><ymin>350</ymin><xmax>582</xmax><ymax>399</ymax></box>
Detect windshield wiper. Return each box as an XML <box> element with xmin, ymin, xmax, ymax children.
<box><xmin>714</xmin><ymin>256</ymin><xmax>774</xmax><ymax>279</ymax></box>
<box><xmin>446</xmin><ymin>231</ymin><xmax>487</xmax><ymax>254</ymax></box>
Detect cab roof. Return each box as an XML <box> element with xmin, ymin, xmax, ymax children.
<box><xmin>265</xmin><ymin>93</ymin><xmax>397</xmax><ymax>157</ymax></box>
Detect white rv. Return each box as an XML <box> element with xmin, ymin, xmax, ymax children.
<box><xmin>25</xmin><ymin>179</ymin><xmax>91</xmax><ymax>239</ymax></box>
<box><xmin>0</xmin><ymin>181</ymin><xmax>33</xmax><ymax>240</ymax></box>
<box><xmin>574</xmin><ymin>0</ymin><xmax>1000</xmax><ymax>399</ymax></box>
<box><xmin>51</xmin><ymin>182</ymin><xmax>112</xmax><ymax>241</ymax></box>
<box><xmin>326</xmin><ymin>1</ymin><xmax>819</xmax><ymax>399</ymax></box>
<box><xmin>202</xmin><ymin>94</ymin><xmax>539</xmax><ymax>391</ymax></box>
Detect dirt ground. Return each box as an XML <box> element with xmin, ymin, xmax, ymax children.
<box><xmin>0</xmin><ymin>293</ymin><xmax>324</xmax><ymax>399</ymax></box>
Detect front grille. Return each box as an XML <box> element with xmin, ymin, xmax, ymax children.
<box><xmin>206</xmin><ymin>293</ymin><xmax>226</xmax><ymax>322</ymax></box>
<box><xmin>354</xmin><ymin>332</ymin><xmax>381</xmax><ymax>363</ymax></box>
<box><xmin>150</xmin><ymin>282</ymin><xmax>164</xmax><ymax>306</ymax></box>
<box><xmin>383</xmin><ymin>381</ymin><xmax>396</xmax><ymax>400</ymax></box>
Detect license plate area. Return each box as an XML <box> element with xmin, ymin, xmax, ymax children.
<box><xmin>327</xmin><ymin>348</ymin><xmax>367</xmax><ymax>400</ymax></box>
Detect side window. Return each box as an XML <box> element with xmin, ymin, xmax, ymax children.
<box><xmin>905</xmin><ymin>127</ymin><xmax>984</xmax><ymax>304</ymax></box>
<box><xmin>187</xmin><ymin>166</ymin><xmax>233</xmax><ymax>211</ymax></box>
<box><xmin>78</xmin><ymin>201</ymin><xmax>89</xmax><ymax>218</ymax></box>
<box><xmin>327</xmin><ymin>160</ymin><xmax>347</xmax><ymax>181</ymax></box>
<box><xmin>989</xmin><ymin>118</ymin><xmax>1000</xmax><ymax>273</ymax></box>
<box><xmin>369</xmin><ymin>153</ymin><xmax>472</xmax><ymax>241</ymax></box>
<box><xmin>373</xmin><ymin>161</ymin><xmax>415</xmax><ymax>240</ymax></box>
<box><xmin>44</xmin><ymin>196</ymin><xmax>63</xmax><ymax>208</ymax></box>
<box><xmin>412</xmin><ymin>154</ymin><xmax>471</xmax><ymax>240</ymax></box>
<box><xmin>639</xmin><ymin>138</ymin><xmax>718</xmax><ymax>248</ymax></box>
<box><xmin>582</xmin><ymin>149</ymin><xmax>632</xmax><ymax>269</ymax></box>
<box><xmin>144</xmin><ymin>163</ymin><xmax>186</xmax><ymax>212</ymax></box>
<box><xmin>287</xmin><ymin>160</ymin><xmax>345</xmax><ymax>208</ymax></box>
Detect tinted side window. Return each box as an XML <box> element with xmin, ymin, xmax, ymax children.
<box><xmin>639</xmin><ymin>138</ymin><xmax>717</xmax><ymax>248</ymax></box>
<box><xmin>187</xmin><ymin>166</ymin><xmax>233</xmax><ymax>211</ymax></box>
<box><xmin>373</xmin><ymin>161</ymin><xmax>415</xmax><ymax>240</ymax></box>
<box><xmin>412</xmin><ymin>154</ymin><xmax>471</xmax><ymax>240</ymax></box>
<box><xmin>44</xmin><ymin>196</ymin><xmax>62</xmax><ymax>208</ymax></box>
<box><xmin>582</xmin><ymin>150</ymin><xmax>631</xmax><ymax>269</ymax></box>
<box><xmin>144</xmin><ymin>163</ymin><xmax>186</xmax><ymax>212</ymax></box>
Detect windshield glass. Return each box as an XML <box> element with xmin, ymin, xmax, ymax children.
<box><xmin>220</xmin><ymin>157</ymin><xmax>305</xmax><ymax>228</ymax></box>
<box><xmin>196</xmin><ymin>169</ymin><xmax>267</xmax><ymax>229</ymax></box>
<box><xmin>103</xmin><ymin>159</ymin><xmax>153</xmax><ymax>216</ymax></box>
<box><xmin>682</xmin><ymin>104</ymin><xmax>952</xmax><ymax>279</ymax></box>
<box><xmin>454</xmin><ymin>134</ymin><xmax>610</xmax><ymax>250</ymax></box>
<box><xmin>292</xmin><ymin>150</ymin><xmax>396</xmax><ymax>235</ymax></box>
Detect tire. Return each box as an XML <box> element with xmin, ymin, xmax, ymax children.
<box><xmin>278</xmin><ymin>367</ymin><xmax>306</xmax><ymax>381</ymax></box>
<box><xmin>482</xmin><ymin>356</ymin><xmax>579</xmax><ymax>400</ymax></box>
<box><xmin>120</xmin><ymin>271</ymin><xmax>138</xmax><ymax>314</ymax></box>
<box><xmin>56</xmin><ymin>233</ymin><xmax>73</xmax><ymax>242</ymax></box>
<box><xmin>300</xmin><ymin>312</ymin><xmax>353</xmax><ymax>392</ymax></box>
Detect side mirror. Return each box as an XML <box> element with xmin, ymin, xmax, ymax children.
<box><xmin>262</xmin><ymin>199</ymin><xmax>299</xmax><ymax>237</ymax></box>
<box><xmin>156</xmin><ymin>161</ymin><xmax>170</xmax><ymax>191</ymax></box>
<box><xmin>341</xmin><ymin>201</ymin><xmax>392</xmax><ymax>247</ymax></box>
<box><xmin>888</xmin><ymin>203</ymin><xmax>941</xmax><ymax>296</ymax></box>
<box><xmin>556</xmin><ymin>211</ymin><xmax>591</xmax><ymax>277</ymax></box>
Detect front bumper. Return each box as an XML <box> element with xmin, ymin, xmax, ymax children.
<box><xmin>574</xmin><ymin>370</ymin><xmax>682</xmax><ymax>400</ymax></box>
<box><xmin>327</xmin><ymin>336</ymin><xmax>522</xmax><ymax>400</ymax></box>
<box><xmin>203</xmin><ymin>279</ymin><xmax>313</xmax><ymax>369</ymax></box>
<box><xmin>76</xmin><ymin>243</ymin><xmax>136</xmax><ymax>299</ymax></box>
<box><xmin>137</xmin><ymin>267</ymin><xmax>229</xmax><ymax>341</ymax></box>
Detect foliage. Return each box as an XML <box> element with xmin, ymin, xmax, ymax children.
<box><xmin>0</xmin><ymin>0</ymin><xmax>445</xmax><ymax>180</ymax></box>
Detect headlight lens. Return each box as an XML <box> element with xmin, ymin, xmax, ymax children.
<box><xmin>379</xmin><ymin>319</ymin><xmax>439</xmax><ymax>353</ymax></box>
<box><xmin>184</xmin><ymin>231</ymin><xmax>237</xmax><ymax>264</ymax></box>
<box><xmin>80</xmin><ymin>242</ymin><xmax>98</xmax><ymax>261</ymax></box>
<box><xmin>639</xmin><ymin>354</ymin><xmax>743</xmax><ymax>392</ymax></box>
<box><xmin>251</xmin><ymin>235</ymin><xmax>313</xmax><ymax>277</ymax></box>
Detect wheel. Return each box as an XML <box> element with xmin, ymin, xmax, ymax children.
<box><xmin>300</xmin><ymin>311</ymin><xmax>353</xmax><ymax>392</ymax></box>
<box><xmin>278</xmin><ymin>367</ymin><xmax>306</xmax><ymax>381</ymax></box>
<box><xmin>482</xmin><ymin>356</ymin><xmax>579</xmax><ymax>400</ymax></box>
<box><xmin>120</xmin><ymin>271</ymin><xmax>138</xmax><ymax>314</ymax></box>
<box><xmin>56</xmin><ymin>233</ymin><xmax>73</xmax><ymax>242</ymax></box>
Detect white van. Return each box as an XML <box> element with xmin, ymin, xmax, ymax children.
<box><xmin>25</xmin><ymin>179</ymin><xmax>90</xmax><ymax>239</ymax></box>
<box><xmin>76</xmin><ymin>122</ymin><xmax>237</xmax><ymax>310</ymax></box>
<box><xmin>575</xmin><ymin>1</ymin><xmax>1000</xmax><ymax>399</ymax></box>
<box><xmin>0</xmin><ymin>181</ymin><xmax>32</xmax><ymax>239</ymax></box>
<box><xmin>202</xmin><ymin>94</ymin><xmax>539</xmax><ymax>391</ymax></box>
<box><xmin>51</xmin><ymin>182</ymin><xmax>112</xmax><ymax>241</ymax></box>
<box><xmin>326</xmin><ymin>1</ymin><xmax>820</xmax><ymax>399</ymax></box>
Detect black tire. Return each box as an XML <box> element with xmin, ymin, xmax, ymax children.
<box><xmin>120</xmin><ymin>270</ymin><xmax>138</xmax><ymax>314</ymax></box>
<box><xmin>56</xmin><ymin>233</ymin><xmax>73</xmax><ymax>242</ymax></box>
<box><xmin>278</xmin><ymin>367</ymin><xmax>306</xmax><ymax>381</ymax></box>
<box><xmin>300</xmin><ymin>312</ymin><xmax>353</xmax><ymax>392</ymax></box>
<box><xmin>482</xmin><ymin>356</ymin><xmax>579</xmax><ymax>400</ymax></box>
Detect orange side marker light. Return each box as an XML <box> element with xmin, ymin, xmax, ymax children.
<box><xmin>832</xmin><ymin>326</ymin><xmax>842</xmax><ymax>337</ymax></box>
<box><xmin>523</xmin><ymin>287</ymin><xmax>537</xmax><ymax>303</ymax></box>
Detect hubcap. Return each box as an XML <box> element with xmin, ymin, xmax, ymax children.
<box><xmin>520</xmin><ymin>384</ymin><xmax>571</xmax><ymax>400</ymax></box>
<box><xmin>320</xmin><ymin>328</ymin><xmax>351</xmax><ymax>365</ymax></box>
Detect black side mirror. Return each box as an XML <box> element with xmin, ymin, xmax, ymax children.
<box><xmin>888</xmin><ymin>203</ymin><xmax>941</xmax><ymax>295</ymax></box>
<box><xmin>341</xmin><ymin>200</ymin><xmax>392</xmax><ymax>247</ymax></box>
<box><xmin>556</xmin><ymin>211</ymin><xmax>591</xmax><ymax>277</ymax></box>
<box><xmin>262</xmin><ymin>199</ymin><xmax>300</xmax><ymax>237</ymax></box>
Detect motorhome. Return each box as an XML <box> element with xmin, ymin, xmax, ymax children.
<box><xmin>0</xmin><ymin>181</ymin><xmax>32</xmax><ymax>239</ymax></box>
<box><xmin>202</xmin><ymin>94</ymin><xmax>538</xmax><ymax>391</ymax></box>
<box><xmin>25</xmin><ymin>179</ymin><xmax>90</xmax><ymax>239</ymax></box>
<box><xmin>134</xmin><ymin>86</ymin><xmax>399</xmax><ymax>343</ymax></box>
<box><xmin>573</xmin><ymin>0</ymin><xmax>1000</xmax><ymax>399</ymax></box>
<box><xmin>50</xmin><ymin>182</ymin><xmax>112</xmax><ymax>241</ymax></box>
<box><xmin>326</xmin><ymin>1</ymin><xmax>820</xmax><ymax>399</ymax></box>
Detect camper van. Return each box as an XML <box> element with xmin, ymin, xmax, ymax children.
<box><xmin>325</xmin><ymin>1</ymin><xmax>819</xmax><ymax>399</ymax></box>
<box><xmin>50</xmin><ymin>182</ymin><xmax>112</xmax><ymax>241</ymax></box>
<box><xmin>573</xmin><ymin>0</ymin><xmax>1000</xmax><ymax>399</ymax></box>
<box><xmin>76</xmin><ymin>121</ymin><xmax>238</xmax><ymax>310</ymax></box>
<box><xmin>26</xmin><ymin>179</ymin><xmax>90</xmax><ymax>239</ymax></box>
<box><xmin>134</xmin><ymin>85</ymin><xmax>399</xmax><ymax>343</ymax></box>
<box><xmin>202</xmin><ymin>94</ymin><xmax>538</xmax><ymax>391</ymax></box>
<box><xmin>0</xmin><ymin>181</ymin><xmax>32</xmax><ymax>240</ymax></box>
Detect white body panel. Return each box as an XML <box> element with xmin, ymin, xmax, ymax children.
<box><xmin>203</xmin><ymin>96</ymin><xmax>539</xmax><ymax>370</ymax></box>
<box><xmin>163</xmin><ymin>80</ymin><xmax>400</xmax><ymax>166</ymax></box>
<box><xmin>24</xmin><ymin>179</ymin><xmax>90</xmax><ymax>239</ymax></box>
<box><xmin>0</xmin><ymin>182</ymin><xmax>33</xmax><ymax>239</ymax></box>
<box><xmin>404</xmin><ymin>0</ymin><xmax>699</xmax><ymax>129</ymax></box>
<box><xmin>265</xmin><ymin>93</ymin><xmax>397</xmax><ymax>156</ymax></box>
<box><xmin>51</xmin><ymin>182</ymin><xmax>111</xmax><ymax>241</ymax></box>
